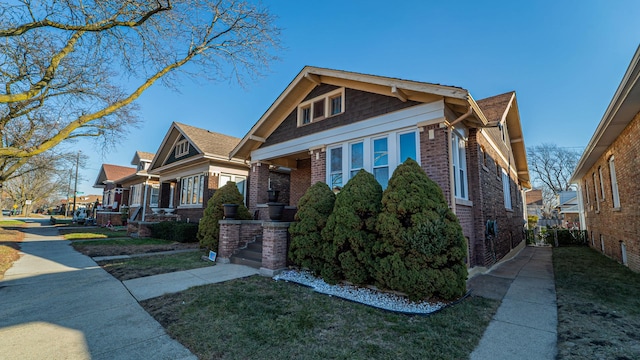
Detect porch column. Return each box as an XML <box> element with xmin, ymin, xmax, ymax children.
<box><xmin>217</xmin><ymin>220</ymin><xmax>241</xmax><ymax>263</ymax></box>
<box><xmin>260</xmin><ymin>221</ymin><xmax>290</xmax><ymax>276</ymax></box>
<box><xmin>248</xmin><ymin>162</ymin><xmax>270</xmax><ymax>214</ymax></box>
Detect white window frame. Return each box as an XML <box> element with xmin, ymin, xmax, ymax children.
<box><xmin>326</xmin><ymin>128</ymin><xmax>419</xmax><ymax>189</ymax></box>
<box><xmin>179</xmin><ymin>174</ymin><xmax>205</xmax><ymax>207</ymax></box>
<box><xmin>130</xmin><ymin>184</ymin><xmax>142</xmax><ymax>206</ymax></box>
<box><xmin>149</xmin><ymin>185</ymin><xmax>160</xmax><ymax>207</ymax></box>
<box><xmin>372</xmin><ymin>136</ymin><xmax>389</xmax><ymax>189</ymax></box>
<box><xmin>297</xmin><ymin>88</ymin><xmax>345</xmax><ymax>126</ymax></box>
<box><xmin>502</xmin><ymin>168</ymin><xmax>512</xmax><ymax>210</ymax></box>
<box><xmin>451</xmin><ymin>129</ymin><xmax>468</xmax><ymax>200</ymax></box>
<box><xmin>598</xmin><ymin>166</ymin><xmax>605</xmax><ymax>201</ymax></box>
<box><xmin>175</xmin><ymin>139</ymin><xmax>190</xmax><ymax>158</ymax></box>
<box><xmin>349</xmin><ymin>141</ymin><xmax>364</xmax><ymax>178</ymax></box>
<box><xmin>219</xmin><ymin>173</ymin><xmax>247</xmax><ymax>203</ymax></box>
<box><xmin>609</xmin><ymin>156</ymin><xmax>620</xmax><ymax>208</ymax></box>
<box><xmin>592</xmin><ymin>172</ymin><xmax>599</xmax><ymax>212</ymax></box>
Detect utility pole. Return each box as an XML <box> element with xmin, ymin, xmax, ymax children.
<box><xmin>65</xmin><ymin>169</ymin><xmax>72</xmax><ymax>217</ymax></box>
<box><xmin>72</xmin><ymin>150</ymin><xmax>81</xmax><ymax>215</ymax></box>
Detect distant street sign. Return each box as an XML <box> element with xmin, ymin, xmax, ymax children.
<box><xmin>25</xmin><ymin>200</ymin><xmax>32</xmax><ymax>205</ymax></box>
<box><xmin>76</xmin><ymin>192</ymin><xmax>84</xmax><ymax>195</ymax></box>
<box><xmin>12</xmin><ymin>204</ymin><xmax>17</xmax><ymax>209</ymax></box>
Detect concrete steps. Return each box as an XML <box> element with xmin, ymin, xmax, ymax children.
<box><xmin>230</xmin><ymin>237</ymin><xmax>262</xmax><ymax>269</ymax></box>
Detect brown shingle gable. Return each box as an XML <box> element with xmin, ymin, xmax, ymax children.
<box><xmin>102</xmin><ymin>164</ymin><xmax>136</xmax><ymax>182</ymax></box>
<box><xmin>174</xmin><ymin>122</ymin><xmax>240</xmax><ymax>157</ymax></box>
<box><xmin>477</xmin><ymin>92</ymin><xmax>515</xmax><ymax>124</ymax></box>
<box><xmin>136</xmin><ymin>151</ymin><xmax>155</xmax><ymax>162</ymax></box>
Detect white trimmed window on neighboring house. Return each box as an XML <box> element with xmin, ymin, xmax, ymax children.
<box><xmin>130</xmin><ymin>184</ymin><xmax>142</xmax><ymax>206</ymax></box>
<box><xmin>297</xmin><ymin>88</ymin><xmax>345</xmax><ymax>126</ymax></box>
<box><xmin>175</xmin><ymin>139</ymin><xmax>190</xmax><ymax>158</ymax></box>
<box><xmin>219</xmin><ymin>174</ymin><xmax>247</xmax><ymax>202</ymax></box>
<box><xmin>150</xmin><ymin>185</ymin><xmax>160</xmax><ymax>207</ymax></box>
<box><xmin>327</xmin><ymin>129</ymin><xmax>418</xmax><ymax>190</ymax></box>
<box><xmin>180</xmin><ymin>174</ymin><xmax>205</xmax><ymax>206</ymax></box>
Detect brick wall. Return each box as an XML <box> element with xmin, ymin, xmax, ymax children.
<box><xmin>290</xmin><ymin>158</ymin><xmax>311</xmax><ymax>207</ymax></box>
<box><xmin>581</xmin><ymin>111</ymin><xmax>640</xmax><ymax>272</ymax></box>
<box><xmin>419</xmin><ymin>124</ymin><xmax>452</xmax><ymax>207</ymax></box>
<box><xmin>248</xmin><ymin>162</ymin><xmax>270</xmax><ymax>213</ymax></box>
<box><xmin>262</xmin><ymin>222</ymin><xmax>290</xmax><ymax>271</ymax></box>
<box><xmin>176</xmin><ymin>207</ymin><xmax>204</xmax><ymax>223</ymax></box>
<box><xmin>456</xmin><ymin>204</ymin><xmax>474</xmax><ymax>265</ymax></box>
<box><xmin>310</xmin><ymin>149</ymin><xmax>326</xmax><ymax>185</ymax></box>
<box><xmin>96</xmin><ymin>212</ymin><xmax>124</xmax><ymax>226</ymax></box>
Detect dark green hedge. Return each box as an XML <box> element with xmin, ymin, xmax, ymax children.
<box><xmin>150</xmin><ymin>221</ymin><xmax>199</xmax><ymax>243</ymax></box>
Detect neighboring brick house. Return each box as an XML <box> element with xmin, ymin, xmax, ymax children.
<box><xmin>230</xmin><ymin>67</ymin><xmax>531</xmax><ymax>269</ymax></box>
<box><xmin>526</xmin><ymin>189</ymin><xmax>543</xmax><ymax>220</ymax></box>
<box><xmin>93</xmin><ymin>164</ymin><xmax>136</xmax><ymax>212</ymax></box>
<box><xmin>147</xmin><ymin>122</ymin><xmax>249</xmax><ymax>222</ymax></box>
<box><xmin>113</xmin><ymin>151</ymin><xmax>160</xmax><ymax>222</ymax></box>
<box><xmin>571</xmin><ymin>46</ymin><xmax>640</xmax><ymax>271</ymax></box>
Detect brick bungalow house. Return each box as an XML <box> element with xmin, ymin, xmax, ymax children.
<box><xmin>147</xmin><ymin>122</ymin><xmax>249</xmax><ymax>222</ymax></box>
<box><xmin>93</xmin><ymin>164</ymin><xmax>136</xmax><ymax>212</ymax></box>
<box><xmin>571</xmin><ymin>45</ymin><xmax>640</xmax><ymax>271</ymax></box>
<box><xmin>230</xmin><ymin>67</ymin><xmax>531</xmax><ymax>269</ymax></box>
<box><xmin>114</xmin><ymin>151</ymin><xmax>160</xmax><ymax>222</ymax></box>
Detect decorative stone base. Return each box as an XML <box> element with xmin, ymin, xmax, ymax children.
<box><xmin>259</xmin><ymin>267</ymin><xmax>284</xmax><ymax>277</ymax></box>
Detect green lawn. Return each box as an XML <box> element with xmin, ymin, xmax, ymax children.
<box><xmin>98</xmin><ymin>251</ymin><xmax>210</xmax><ymax>281</ymax></box>
<box><xmin>142</xmin><ymin>276</ymin><xmax>499</xmax><ymax>360</ymax></box>
<box><xmin>0</xmin><ymin>220</ymin><xmax>26</xmax><ymax>227</ymax></box>
<box><xmin>72</xmin><ymin>238</ymin><xmax>173</xmax><ymax>246</ymax></box>
<box><xmin>554</xmin><ymin>246</ymin><xmax>640</xmax><ymax>359</ymax></box>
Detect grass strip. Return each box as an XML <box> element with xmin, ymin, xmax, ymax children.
<box><xmin>98</xmin><ymin>251</ymin><xmax>209</xmax><ymax>281</ymax></box>
<box><xmin>554</xmin><ymin>246</ymin><xmax>640</xmax><ymax>359</ymax></box>
<box><xmin>72</xmin><ymin>238</ymin><xmax>173</xmax><ymax>246</ymax></box>
<box><xmin>142</xmin><ymin>276</ymin><xmax>499</xmax><ymax>360</ymax></box>
<box><xmin>0</xmin><ymin>220</ymin><xmax>26</xmax><ymax>227</ymax></box>
<box><xmin>60</xmin><ymin>227</ymin><xmax>128</xmax><ymax>239</ymax></box>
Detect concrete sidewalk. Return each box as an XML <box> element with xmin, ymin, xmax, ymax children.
<box><xmin>0</xmin><ymin>220</ymin><xmax>198</xmax><ymax>360</ymax></box>
<box><xmin>469</xmin><ymin>246</ymin><xmax>557</xmax><ymax>360</ymax></box>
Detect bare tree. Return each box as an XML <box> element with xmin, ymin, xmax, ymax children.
<box><xmin>3</xmin><ymin>151</ymin><xmax>80</xmax><ymax>214</ymax></box>
<box><xmin>527</xmin><ymin>143</ymin><xmax>581</xmax><ymax>217</ymax></box>
<box><xmin>0</xmin><ymin>0</ymin><xmax>280</xmax><ymax>185</ymax></box>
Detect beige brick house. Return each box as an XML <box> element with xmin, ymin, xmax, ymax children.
<box><xmin>231</xmin><ymin>67</ymin><xmax>531</xmax><ymax>268</ymax></box>
<box><xmin>571</xmin><ymin>46</ymin><xmax>640</xmax><ymax>271</ymax></box>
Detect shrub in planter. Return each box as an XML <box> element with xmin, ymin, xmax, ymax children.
<box><xmin>288</xmin><ymin>182</ymin><xmax>336</xmax><ymax>275</ymax></box>
<box><xmin>373</xmin><ymin>158</ymin><xmax>467</xmax><ymax>301</ymax></box>
<box><xmin>322</xmin><ymin>169</ymin><xmax>383</xmax><ymax>285</ymax></box>
<box><xmin>197</xmin><ymin>181</ymin><xmax>251</xmax><ymax>251</ymax></box>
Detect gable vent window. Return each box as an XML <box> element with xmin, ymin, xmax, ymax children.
<box><xmin>297</xmin><ymin>88</ymin><xmax>345</xmax><ymax>126</ymax></box>
<box><xmin>175</xmin><ymin>139</ymin><xmax>189</xmax><ymax>158</ymax></box>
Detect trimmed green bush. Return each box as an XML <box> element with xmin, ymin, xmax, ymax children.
<box><xmin>288</xmin><ymin>182</ymin><xmax>336</xmax><ymax>276</ymax></box>
<box><xmin>322</xmin><ymin>169</ymin><xmax>382</xmax><ymax>285</ymax></box>
<box><xmin>373</xmin><ymin>158</ymin><xmax>467</xmax><ymax>301</ymax></box>
<box><xmin>197</xmin><ymin>181</ymin><xmax>251</xmax><ymax>251</ymax></box>
<box><xmin>150</xmin><ymin>221</ymin><xmax>199</xmax><ymax>243</ymax></box>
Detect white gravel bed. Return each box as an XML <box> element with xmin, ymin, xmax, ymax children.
<box><xmin>274</xmin><ymin>269</ymin><xmax>446</xmax><ymax>315</ymax></box>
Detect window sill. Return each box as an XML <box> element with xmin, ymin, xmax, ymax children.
<box><xmin>455</xmin><ymin>198</ymin><xmax>473</xmax><ymax>207</ymax></box>
<box><xmin>177</xmin><ymin>204</ymin><xmax>203</xmax><ymax>209</ymax></box>
<box><xmin>505</xmin><ymin>208</ymin><xmax>514</xmax><ymax>213</ymax></box>
<box><xmin>613</xmin><ymin>207</ymin><xmax>622</xmax><ymax>212</ymax></box>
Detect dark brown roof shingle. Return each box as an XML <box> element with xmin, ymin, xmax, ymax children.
<box><xmin>175</xmin><ymin>122</ymin><xmax>240</xmax><ymax>157</ymax></box>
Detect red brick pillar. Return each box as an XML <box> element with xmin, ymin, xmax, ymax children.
<box><xmin>248</xmin><ymin>162</ymin><xmax>270</xmax><ymax>214</ymax></box>
<box><xmin>260</xmin><ymin>222</ymin><xmax>290</xmax><ymax>276</ymax></box>
<box><xmin>310</xmin><ymin>148</ymin><xmax>326</xmax><ymax>185</ymax></box>
<box><xmin>218</xmin><ymin>220</ymin><xmax>241</xmax><ymax>263</ymax></box>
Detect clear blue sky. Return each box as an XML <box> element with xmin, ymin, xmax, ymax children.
<box><xmin>73</xmin><ymin>0</ymin><xmax>640</xmax><ymax>196</ymax></box>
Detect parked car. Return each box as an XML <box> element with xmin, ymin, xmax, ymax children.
<box><xmin>2</xmin><ymin>209</ymin><xmax>11</xmax><ymax>216</ymax></box>
<box><xmin>72</xmin><ymin>209</ymin><xmax>88</xmax><ymax>224</ymax></box>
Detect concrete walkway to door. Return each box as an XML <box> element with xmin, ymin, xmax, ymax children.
<box><xmin>0</xmin><ymin>219</ymin><xmax>196</xmax><ymax>360</ymax></box>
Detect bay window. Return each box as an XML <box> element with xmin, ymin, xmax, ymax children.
<box><xmin>180</xmin><ymin>174</ymin><xmax>205</xmax><ymax>206</ymax></box>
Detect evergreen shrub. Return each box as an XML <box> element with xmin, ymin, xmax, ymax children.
<box><xmin>288</xmin><ymin>182</ymin><xmax>336</xmax><ymax>276</ymax></box>
<box><xmin>150</xmin><ymin>221</ymin><xmax>199</xmax><ymax>243</ymax></box>
<box><xmin>374</xmin><ymin>158</ymin><xmax>467</xmax><ymax>301</ymax></box>
<box><xmin>197</xmin><ymin>181</ymin><xmax>251</xmax><ymax>251</ymax></box>
<box><xmin>322</xmin><ymin>169</ymin><xmax>382</xmax><ymax>284</ymax></box>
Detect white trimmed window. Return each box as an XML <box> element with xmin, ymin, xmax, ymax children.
<box><xmin>593</xmin><ymin>172</ymin><xmax>599</xmax><ymax>211</ymax></box>
<box><xmin>327</xmin><ymin>129</ymin><xmax>418</xmax><ymax>189</ymax></box>
<box><xmin>130</xmin><ymin>184</ymin><xmax>142</xmax><ymax>206</ymax></box>
<box><xmin>150</xmin><ymin>186</ymin><xmax>160</xmax><ymax>207</ymax></box>
<box><xmin>297</xmin><ymin>88</ymin><xmax>345</xmax><ymax>126</ymax></box>
<box><xmin>175</xmin><ymin>139</ymin><xmax>190</xmax><ymax>158</ymax></box>
<box><xmin>219</xmin><ymin>174</ymin><xmax>247</xmax><ymax>202</ymax></box>
<box><xmin>598</xmin><ymin>166</ymin><xmax>605</xmax><ymax>200</ymax></box>
<box><xmin>180</xmin><ymin>174</ymin><xmax>205</xmax><ymax>206</ymax></box>
<box><xmin>609</xmin><ymin>156</ymin><xmax>620</xmax><ymax>208</ymax></box>
<box><xmin>452</xmin><ymin>130</ymin><xmax>468</xmax><ymax>200</ymax></box>
<box><xmin>502</xmin><ymin>168</ymin><xmax>512</xmax><ymax>209</ymax></box>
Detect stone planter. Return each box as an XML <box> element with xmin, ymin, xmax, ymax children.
<box><xmin>223</xmin><ymin>204</ymin><xmax>239</xmax><ymax>219</ymax></box>
<box><xmin>267</xmin><ymin>202</ymin><xmax>285</xmax><ymax>221</ymax></box>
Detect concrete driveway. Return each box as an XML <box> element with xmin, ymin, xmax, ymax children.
<box><xmin>0</xmin><ymin>219</ymin><xmax>195</xmax><ymax>360</ymax></box>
